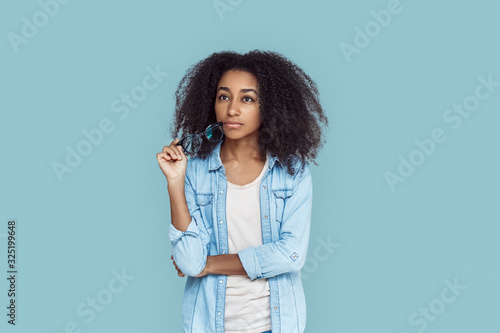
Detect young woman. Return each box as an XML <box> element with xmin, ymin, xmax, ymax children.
<box><xmin>156</xmin><ymin>50</ymin><xmax>328</xmax><ymax>333</ymax></box>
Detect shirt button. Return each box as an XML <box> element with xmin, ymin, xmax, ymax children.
<box><xmin>219</xmin><ymin>220</ymin><xmax>223</xmax><ymax>224</ymax></box>
<box><xmin>219</xmin><ymin>280</ymin><xmax>223</xmax><ymax>284</ymax></box>
<box><xmin>274</xmin><ymin>306</ymin><xmax>278</xmax><ymax>309</ymax></box>
<box><xmin>263</xmin><ymin>185</ymin><xmax>266</xmax><ymax>189</ymax></box>
<box><xmin>221</xmin><ymin>251</ymin><xmax>226</xmax><ymax>254</ymax></box>
<box><xmin>220</xmin><ymin>190</ymin><xmax>223</xmax><ymax>194</ymax></box>
<box><xmin>217</xmin><ymin>311</ymin><xmax>221</xmax><ymax>316</ymax></box>
<box><xmin>264</xmin><ymin>215</ymin><xmax>268</xmax><ymax>218</ymax></box>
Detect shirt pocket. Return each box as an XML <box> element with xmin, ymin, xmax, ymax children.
<box><xmin>272</xmin><ymin>188</ymin><xmax>293</xmax><ymax>224</ymax></box>
<box><xmin>195</xmin><ymin>192</ymin><xmax>215</xmax><ymax>231</ymax></box>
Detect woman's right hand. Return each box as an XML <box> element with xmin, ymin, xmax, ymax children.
<box><xmin>156</xmin><ymin>138</ymin><xmax>188</xmax><ymax>184</ymax></box>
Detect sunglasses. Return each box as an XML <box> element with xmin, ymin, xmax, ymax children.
<box><xmin>176</xmin><ymin>121</ymin><xmax>224</xmax><ymax>155</ymax></box>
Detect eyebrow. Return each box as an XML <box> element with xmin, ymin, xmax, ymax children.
<box><xmin>217</xmin><ymin>87</ymin><xmax>258</xmax><ymax>95</ymax></box>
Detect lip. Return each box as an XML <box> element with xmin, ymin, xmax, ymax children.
<box><xmin>224</xmin><ymin>121</ymin><xmax>242</xmax><ymax>128</ymax></box>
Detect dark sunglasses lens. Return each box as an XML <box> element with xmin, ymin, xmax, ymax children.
<box><xmin>183</xmin><ymin>135</ymin><xmax>202</xmax><ymax>154</ymax></box>
<box><xmin>206</xmin><ymin>123</ymin><xmax>224</xmax><ymax>142</ymax></box>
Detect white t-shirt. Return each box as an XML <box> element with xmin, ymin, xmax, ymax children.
<box><xmin>224</xmin><ymin>153</ymin><xmax>272</xmax><ymax>333</ymax></box>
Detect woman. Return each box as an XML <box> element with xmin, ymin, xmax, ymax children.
<box><xmin>157</xmin><ymin>50</ymin><xmax>328</xmax><ymax>333</ymax></box>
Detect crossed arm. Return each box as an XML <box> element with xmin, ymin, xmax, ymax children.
<box><xmin>171</xmin><ymin>254</ymin><xmax>246</xmax><ymax>277</ymax></box>
<box><xmin>167</xmin><ymin>172</ymin><xmax>248</xmax><ymax>278</ymax></box>
<box><xmin>169</xmin><ymin>164</ymin><xmax>312</xmax><ymax>280</ymax></box>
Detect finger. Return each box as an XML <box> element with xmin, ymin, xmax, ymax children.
<box><xmin>162</xmin><ymin>146</ymin><xmax>172</xmax><ymax>154</ymax></box>
<box><xmin>157</xmin><ymin>152</ymin><xmax>172</xmax><ymax>161</ymax></box>
<box><xmin>175</xmin><ymin>266</ymin><xmax>185</xmax><ymax>277</ymax></box>
<box><xmin>177</xmin><ymin>143</ymin><xmax>185</xmax><ymax>157</ymax></box>
<box><xmin>170</xmin><ymin>255</ymin><xmax>173</xmax><ymax>260</ymax></box>
<box><xmin>169</xmin><ymin>140</ymin><xmax>183</xmax><ymax>159</ymax></box>
<box><xmin>166</xmin><ymin>146</ymin><xmax>182</xmax><ymax>160</ymax></box>
<box><xmin>173</xmin><ymin>262</ymin><xmax>185</xmax><ymax>277</ymax></box>
<box><xmin>157</xmin><ymin>152</ymin><xmax>167</xmax><ymax>162</ymax></box>
<box><xmin>162</xmin><ymin>147</ymin><xmax>178</xmax><ymax>160</ymax></box>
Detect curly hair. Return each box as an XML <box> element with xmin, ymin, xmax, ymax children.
<box><xmin>169</xmin><ymin>49</ymin><xmax>329</xmax><ymax>176</ymax></box>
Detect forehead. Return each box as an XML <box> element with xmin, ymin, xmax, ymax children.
<box><xmin>217</xmin><ymin>70</ymin><xmax>257</xmax><ymax>89</ymax></box>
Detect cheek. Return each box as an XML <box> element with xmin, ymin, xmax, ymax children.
<box><xmin>214</xmin><ymin>105</ymin><xmax>224</xmax><ymax>117</ymax></box>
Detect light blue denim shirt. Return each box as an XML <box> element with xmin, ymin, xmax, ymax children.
<box><xmin>169</xmin><ymin>140</ymin><xmax>313</xmax><ymax>333</ymax></box>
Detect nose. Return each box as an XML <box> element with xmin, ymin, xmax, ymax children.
<box><xmin>227</xmin><ymin>99</ymin><xmax>240</xmax><ymax>116</ymax></box>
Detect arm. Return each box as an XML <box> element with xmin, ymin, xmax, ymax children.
<box><xmin>205</xmin><ymin>254</ymin><xmax>247</xmax><ymax>276</ymax></box>
<box><xmin>171</xmin><ymin>254</ymin><xmax>247</xmax><ymax>277</ymax></box>
<box><xmin>237</xmin><ymin>164</ymin><xmax>313</xmax><ymax>280</ymax></box>
<box><xmin>168</xmin><ymin>179</ymin><xmax>191</xmax><ymax>232</ymax></box>
<box><xmin>168</xmin><ymin>169</ymin><xmax>209</xmax><ymax>277</ymax></box>
<box><xmin>191</xmin><ymin>164</ymin><xmax>313</xmax><ymax>279</ymax></box>
<box><xmin>172</xmin><ymin>164</ymin><xmax>313</xmax><ymax>279</ymax></box>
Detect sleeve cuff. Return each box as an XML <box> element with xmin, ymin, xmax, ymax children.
<box><xmin>169</xmin><ymin>217</ymin><xmax>199</xmax><ymax>244</ymax></box>
<box><xmin>238</xmin><ymin>247</ymin><xmax>262</xmax><ymax>280</ymax></box>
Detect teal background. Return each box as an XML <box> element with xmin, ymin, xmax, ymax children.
<box><xmin>1</xmin><ymin>0</ymin><xmax>499</xmax><ymax>332</ymax></box>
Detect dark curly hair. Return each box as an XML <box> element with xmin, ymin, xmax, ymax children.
<box><xmin>169</xmin><ymin>49</ymin><xmax>329</xmax><ymax>176</ymax></box>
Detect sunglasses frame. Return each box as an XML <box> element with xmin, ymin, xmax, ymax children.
<box><xmin>175</xmin><ymin>121</ymin><xmax>224</xmax><ymax>155</ymax></box>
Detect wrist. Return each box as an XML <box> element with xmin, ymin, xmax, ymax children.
<box><xmin>167</xmin><ymin>177</ymin><xmax>185</xmax><ymax>189</ymax></box>
<box><xmin>204</xmin><ymin>256</ymin><xmax>213</xmax><ymax>275</ymax></box>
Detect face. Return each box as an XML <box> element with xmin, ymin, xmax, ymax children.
<box><xmin>215</xmin><ymin>70</ymin><xmax>262</xmax><ymax>141</ymax></box>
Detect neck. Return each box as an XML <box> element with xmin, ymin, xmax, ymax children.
<box><xmin>220</xmin><ymin>137</ymin><xmax>265</xmax><ymax>164</ymax></box>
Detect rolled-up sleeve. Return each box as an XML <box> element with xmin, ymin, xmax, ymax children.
<box><xmin>169</xmin><ymin>167</ymin><xmax>209</xmax><ymax>277</ymax></box>
<box><xmin>238</xmin><ymin>164</ymin><xmax>313</xmax><ymax>280</ymax></box>
<box><xmin>169</xmin><ymin>216</ymin><xmax>200</xmax><ymax>244</ymax></box>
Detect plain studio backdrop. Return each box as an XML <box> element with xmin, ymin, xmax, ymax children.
<box><xmin>1</xmin><ymin>0</ymin><xmax>499</xmax><ymax>332</ymax></box>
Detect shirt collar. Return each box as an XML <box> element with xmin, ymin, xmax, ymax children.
<box><xmin>208</xmin><ymin>140</ymin><xmax>279</xmax><ymax>171</ymax></box>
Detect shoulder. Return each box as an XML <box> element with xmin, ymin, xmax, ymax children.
<box><xmin>284</xmin><ymin>154</ymin><xmax>311</xmax><ymax>180</ymax></box>
<box><xmin>272</xmin><ymin>155</ymin><xmax>311</xmax><ymax>193</ymax></box>
<box><xmin>185</xmin><ymin>155</ymin><xmax>208</xmax><ymax>173</ymax></box>
<box><xmin>286</xmin><ymin>157</ymin><xmax>311</xmax><ymax>196</ymax></box>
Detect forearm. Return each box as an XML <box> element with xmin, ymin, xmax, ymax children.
<box><xmin>167</xmin><ymin>174</ymin><xmax>212</xmax><ymax>277</ymax></box>
<box><xmin>206</xmin><ymin>254</ymin><xmax>248</xmax><ymax>276</ymax></box>
<box><xmin>168</xmin><ymin>180</ymin><xmax>191</xmax><ymax>232</ymax></box>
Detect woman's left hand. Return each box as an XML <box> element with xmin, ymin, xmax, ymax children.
<box><xmin>170</xmin><ymin>255</ymin><xmax>185</xmax><ymax>277</ymax></box>
<box><xmin>170</xmin><ymin>255</ymin><xmax>209</xmax><ymax>278</ymax></box>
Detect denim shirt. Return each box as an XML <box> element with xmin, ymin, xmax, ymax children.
<box><xmin>169</xmin><ymin>140</ymin><xmax>313</xmax><ymax>333</ymax></box>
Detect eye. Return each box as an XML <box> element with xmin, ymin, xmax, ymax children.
<box><xmin>243</xmin><ymin>96</ymin><xmax>254</xmax><ymax>102</ymax></box>
<box><xmin>218</xmin><ymin>94</ymin><xmax>229</xmax><ymax>100</ymax></box>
